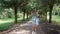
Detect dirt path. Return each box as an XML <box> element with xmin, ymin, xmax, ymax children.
<box><xmin>6</xmin><ymin>21</ymin><xmax>32</xmax><ymax>34</ymax></box>
<box><xmin>0</xmin><ymin>20</ymin><xmax>59</xmax><ymax>34</ymax></box>
<box><xmin>6</xmin><ymin>21</ymin><xmax>47</xmax><ymax>34</ymax></box>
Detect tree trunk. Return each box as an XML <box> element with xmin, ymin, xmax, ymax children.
<box><xmin>45</xmin><ymin>8</ymin><xmax>47</xmax><ymax>21</ymax></box>
<box><xmin>27</xmin><ymin>11</ymin><xmax>28</xmax><ymax>19</ymax></box>
<box><xmin>23</xmin><ymin>11</ymin><xmax>25</xmax><ymax>21</ymax></box>
<box><xmin>49</xmin><ymin>5</ymin><xmax>53</xmax><ymax>23</ymax></box>
<box><xmin>14</xmin><ymin>6</ymin><xmax>17</xmax><ymax>23</ymax></box>
<box><xmin>8</xmin><ymin>12</ymin><xmax>11</xmax><ymax>18</ymax></box>
<box><xmin>45</xmin><ymin>11</ymin><xmax>47</xmax><ymax>20</ymax></box>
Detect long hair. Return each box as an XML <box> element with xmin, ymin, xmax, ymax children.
<box><xmin>31</xmin><ymin>7</ymin><xmax>37</xmax><ymax>16</ymax></box>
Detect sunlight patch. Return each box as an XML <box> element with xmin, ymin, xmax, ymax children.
<box><xmin>20</xmin><ymin>24</ymin><xmax>31</xmax><ymax>26</ymax></box>
<box><xmin>13</xmin><ymin>30</ymin><xmax>30</xmax><ymax>34</ymax></box>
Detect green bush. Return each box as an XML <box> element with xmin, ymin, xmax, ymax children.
<box><xmin>0</xmin><ymin>22</ymin><xmax>14</xmax><ymax>31</ymax></box>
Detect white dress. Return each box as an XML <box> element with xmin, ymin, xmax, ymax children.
<box><xmin>36</xmin><ymin>18</ymin><xmax>39</xmax><ymax>25</ymax></box>
<box><xmin>32</xmin><ymin>16</ymin><xmax>39</xmax><ymax>25</ymax></box>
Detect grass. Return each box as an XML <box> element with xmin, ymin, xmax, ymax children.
<box><xmin>52</xmin><ymin>15</ymin><xmax>60</xmax><ymax>22</ymax></box>
<box><xmin>0</xmin><ymin>15</ymin><xmax>30</xmax><ymax>31</ymax></box>
<box><xmin>0</xmin><ymin>22</ymin><xmax>14</xmax><ymax>31</ymax></box>
<box><xmin>47</xmin><ymin>15</ymin><xmax>60</xmax><ymax>30</ymax></box>
<box><xmin>0</xmin><ymin>18</ymin><xmax>14</xmax><ymax>31</ymax></box>
<box><xmin>52</xmin><ymin>15</ymin><xmax>60</xmax><ymax>30</ymax></box>
<box><xmin>47</xmin><ymin>15</ymin><xmax>60</xmax><ymax>24</ymax></box>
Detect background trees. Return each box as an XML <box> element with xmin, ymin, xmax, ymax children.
<box><xmin>0</xmin><ymin>0</ymin><xmax>60</xmax><ymax>23</ymax></box>
<box><xmin>37</xmin><ymin>0</ymin><xmax>58</xmax><ymax>23</ymax></box>
<box><xmin>0</xmin><ymin>0</ymin><xmax>60</xmax><ymax>31</ymax></box>
<box><xmin>0</xmin><ymin>0</ymin><xmax>31</xmax><ymax>23</ymax></box>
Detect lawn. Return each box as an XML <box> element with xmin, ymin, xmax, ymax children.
<box><xmin>47</xmin><ymin>15</ymin><xmax>60</xmax><ymax>24</ymax></box>
<box><xmin>0</xmin><ymin>15</ymin><xmax>30</xmax><ymax>31</ymax></box>
<box><xmin>52</xmin><ymin>15</ymin><xmax>60</xmax><ymax>22</ymax></box>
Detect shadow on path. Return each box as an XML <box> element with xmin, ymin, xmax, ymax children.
<box><xmin>1</xmin><ymin>20</ymin><xmax>60</xmax><ymax>34</ymax></box>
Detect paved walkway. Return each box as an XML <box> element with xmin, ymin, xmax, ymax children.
<box><xmin>1</xmin><ymin>20</ymin><xmax>59</xmax><ymax>34</ymax></box>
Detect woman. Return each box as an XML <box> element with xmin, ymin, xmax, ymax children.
<box><xmin>31</xmin><ymin>7</ymin><xmax>39</xmax><ymax>34</ymax></box>
<box><xmin>31</xmin><ymin>12</ymin><xmax>39</xmax><ymax>34</ymax></box>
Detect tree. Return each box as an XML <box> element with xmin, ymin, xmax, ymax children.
<box><xmin>25</xmin><ymin>5</ymin><xmax>32</xmax><ymax>19</ymax></box>
<box><xmin>0</xmin><ymin>0</ymin><xmax>30</xmax><ymax>23</ymax></box>
<box><xmin>37</xmin><ymin>0</ymin><xmax>49</xmax><ymax>21</ymax></box>
<box><xmin>48</xmin><ymin>0</ymin><xmax>57</xmax><ymax>23</ymax></box>
<box><xmin>37</xmin><ymin>0</ymin><xmax>57</xmax><ymax>22</ymax></box>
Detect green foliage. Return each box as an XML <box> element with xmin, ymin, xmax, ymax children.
<box><xmin>0</xmin><ymin>14</ymin><xmax>28</xmax><ymax>31</ymax></box>
<box><xmin>58</xmin><ymin>0</ymin><xmax>60</xmax><ymax>4</ymax></box>
<box><xmin>0</xmin><ymin>0</ymin><xmax>30</xmax><ymax>8</ymax></box>
<box><xmin>53</xmin><ymin>4</ymin><xmax>60</xmax><ymax>15</ymax></box>
<box><xmin>0</xmin><ymin>22</ymin><xmax>14</xmax><ymax>31</ymax></box>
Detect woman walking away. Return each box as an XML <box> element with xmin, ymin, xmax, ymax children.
<box><xmin>31</xmin><ymin>8</ymin><xmax>39</xmax><ymax>34</ymax></box>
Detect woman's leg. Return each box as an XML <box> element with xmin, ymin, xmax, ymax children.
<box><xmin>32</xmin><ymin>25</ymin><xmax>37</xmax><ymax>34</ymax></box>
<box><xmin>32</xmin><ymin>25</ymin><xmax>37</xmax><ymax>32</ymax></box>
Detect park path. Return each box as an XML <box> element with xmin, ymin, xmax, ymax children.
<box><xmin>1</xmin><ymin>20</ymin><xmax>59</xmax><ymax>34</ymax></box>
